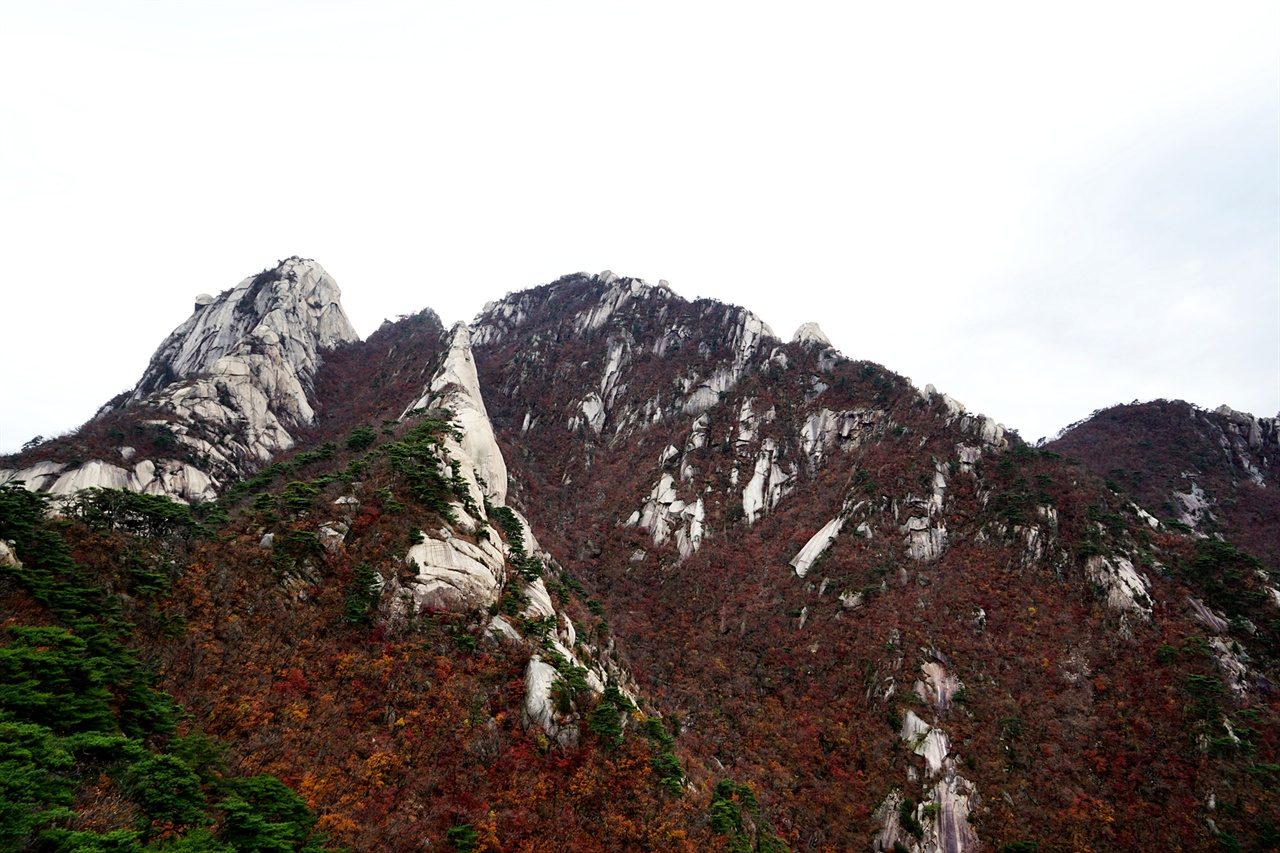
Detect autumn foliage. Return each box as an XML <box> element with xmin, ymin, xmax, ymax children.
<box><xmin>4</xmin><ymin>274</ymin><xmax>1279</xmax><ymax>852</ymax></box>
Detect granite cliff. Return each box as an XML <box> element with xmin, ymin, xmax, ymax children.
<box><xmin>3</xmin><ymin>257</ymin><xmax>358</xmax><ymax>502</ymax></box>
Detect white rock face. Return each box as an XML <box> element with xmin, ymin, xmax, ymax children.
<box><xmin>1085</xmin><ymin>554</ymin><xmax>1152</xmax><ymax>618</ymax></box>
<box><xmin>579</xmin><ymin>394</ymin><xmax>606</xmax><ymax>436</ymax></box>
<box><xmin>742</xmin><ymin>439</ymin><xmax>795</xmax><ymax>525</ymax></box>
<box><xmin>673</xmin><ymin>498</ymin><xmax>705</xmax><ymax>559</ymax></box>
<box><xmin>486</xmin><ymin>616</ymin><xmax>523</xmax><ymax>643</ymax></box>
<box><xmin>901</xmin><ymin>709</ymin><xmax>932</xmax><ymax>742</ymax></box>
<box><xmin>680</xmin><ymin>413</ymin><xmax>711</xmax><ymax>481</ymax></box>
<box><xmin>873</xmin><ymin>791</ymin><xmax>913</xmax><ymax>853</ymax></box>
<box><xmin>1188</xmin><ymin>597</ymin><xmax>1230</xmax><ymax>633</ymax></box>
<box><xmin>685</xmin><ymin>414</ymin><xmax>710</xmax><ymax>451</ymax></box>
<box><xmin>394</xmin><ymin>328</ymin><xmax>544</xmax><ymax>615</ymax></box>
<box><xmin>798</xmin><ymin>408</ymin><xmax>882</xmax><ymax>471</ymax></box>
<box><xmin>406</xmin><ymin>530</ymin><xmax>507</xmax><ymax>612</ymax></box>
<box><xmin>902</xmin><ymin>460</ymin><xmax>949</xmax><ymax>520</ymax></box>
<box><xmin>1174</xmin><ymin>481</ymin><xmax>1213</xmax><ymax>529</ymax></box>
<box><xmin>937</xmin><ymin>403</ymin><xmax>1007</xmax><ymax>449</ymax></box>
<box><xmin>790</xmin><ymin>515</ymin><xmax>847</xmax><ymax>578</ymax></box>
<box><xmin>0</xmin><ymin>540</ymin><xmax>21</xmax><ymax>570</ymax></box>
<box><xmin>976</xmin><ymin>416</ymin><xmax>1005</xmax><ymax>447</ymax></box>
<box><xmin>918</xmin><ymin>729</ymin><xmax>951</xmax><ymax>776</ymax></box>
<box><xmin>840</xmin><ymin>590</ymin><xmax>865</xmax><ymax>609</ymax></box>
<box><xmin>122</xmin><ymin>260</ymin><xmax>356</xmax><ymax>464</ymax></box>
<box><xmin>899</xmin><ymin>711</ymin><xmax>949</xmax><ymax>775</ymax></box>
<box><xmin>955</xmin><ymin>444</ymin><xmax>982</xmax><ymax>475</ymax></box>
<box><xmin>1219</xmin><ymin>411</ymin><xmax>1275</xmax><ymax>486</ymax></box>
<box><xmin>124</xmin><ymin>258</ymin><xmax>356</xmax><ymax>406</ymax></box>
<box><xmin>916</xmin><ymin>660</ymin><xmax>964</xmax><ymax>713</ymax></box>
<box><xmin>922</xmin><ymin>384</ymin><xmax>968</xmax><ymax>420</ymax></box>
<box><xmin>0</xmin><ymin>461</ymin><xmax>68</xmax><ymax>491</ymax></box>
<box><xmin>518</xmin><ymin>633</ymin><xmax>617</xmax><ymax>746</ymax></box>
<box><xmin>520</xmin><ymin>655</ymin><xmax>577</xmax><ymax>747</ymax></box>
<box><xmin>403</xmin><ymin>322</ymin><xmax>508</xmax><ymax>507</ymax></box>
<box><xmin>22</xmin><ymin>258</ymin><xmax>362</xmax><ymax>504</ymax></box>
<box><xmin>317</xmin><ymin>523</ymin><xmax>347</xmax><ymax>553</ymax></box>
<box><xmin>925</xmin><ymin>762</ymin><xmax>981</xmax><ymax>853</ymax></box>
<box><xmin>736</xmin><ymin>398</ymin><xmax>757</xmax><ymax>447</ymax></box>
<box><xmin>681</xmin><ymin>386</ymin><xmax>719</xmax><ymax>416</ymax></box>
<box><xmin>680</xmin><ymin>306</ymin><xmax>777</xmax><ymax>415</ymax></box>
<box><xmin>892</xmin><ymin>659</ymin><xmax>981</xmax><ymax>852</ymax></box>
<box><xmin>599</xmin><ymin>336</ymin><xmax>630</xmax><ymax>408</ymax></box>
<box><xmin>45</xmin><ymin>460</ymin><xmax>133</xmax><ymax>495</ymax></box>
<box><xmin>1015</xmin><ymin>523</ymin><xmax>1047</xmax><ymax>568</ymax></box>
<box><xmin>1208</xmin><ymin>636</ymin><xmax>1251</xmax><ymax>697</ymax></box>
<box><xmin>523</xmin><ymin>577</ymin><xmax>557</xmax><ymax>620</ymax></box>
<box><xmin>510</xmin><ymin>507</ymin><xmax>542</xmax><ymax>555</ymax></box>
<box><xmin>791</xmin><ymin>322</ymin><xmax>831</xmax><ymax>347</ymax></box>
<box><xmin>902</xmin><ymin>515</ymin><xmax>948</xmax><ymax>562</ymax></box>
<box><xmin>630</xmin><ymin>473</ymin><xmax>704</xmax><ymax>557</ymax></box>
<box><xmin>5</xmin><ymin>457</ymin><xmax>218</xmax><ymax>505</ymax></box>
<box><xmin>1131</xmin><ymin>502</ymin><xmax>1161</xmax><ymax>529</ymax></box>
<box><xmin>576</xmin><ymin>275</ymin><xmax>660</xmax><ymax>334</ymax></box>
<box><xmin>471</xmin><ymin>272</ymin><xmax>675</xmax><ymax>347</ymax></box>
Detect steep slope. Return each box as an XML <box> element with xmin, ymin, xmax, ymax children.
<box><xmin>120</xmin><ymin>257</ymin><xmax>356</xmax><ymax>410</ymax></box>
<box><xmin>4</xmin><ymin>262</ymin><xmax>1279</xmax><ymax>852</ymax></box>
<box><xmin>0</xmin><ymin>484</ymin><xmax>345</xmax><ymax>853</ymax></box>
<box><xmin>1047</xmin><ymin>400</ymin><xmax>1280</xmax><ymax>565</ymax></box>
<box><xmin>1</xmin><ymin>264</ymin><xmax>704</xmax><ymax>852</ymax></box>
<box><xmin>1</xmin><ymin>257</ymin><xmax>359</xmax><ymax>502</ymax></box>
<box><xmin>473</xmin><ymin>272</ymin><xmax>1280</xmax><ymax>853</ymax></box>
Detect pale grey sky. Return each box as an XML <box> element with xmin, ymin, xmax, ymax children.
<box><xmin>2</xmin><ymin>0</ymin><xmax>1277</xmax><ymax>452</ymax></box>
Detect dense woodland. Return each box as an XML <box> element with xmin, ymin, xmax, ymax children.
<box><xmin>3</xmin><ymin>271</ymin><xmax>1278</xmax><ymax>852</ymax></box>
<box><xmin>471</xmin><ymin>277</ymin><xmax>1280</xmax><ymax>852</ymax></box>
<box><xmin>1047</xmin><ymin>400</ymin><xmax>1280</xmax><ymax>567</ymax></box>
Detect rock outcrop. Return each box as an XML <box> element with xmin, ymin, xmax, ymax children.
<box><xmin>791</xmin><ymin>321</ymin><xmax>832</xmax><ymax>347</ymax></box>
<box><xmin>790</xmin><ymin>514</ymin><xmax>847</xmax><ymax>578</ymax></box>
<box><xmin>121</xmin><ymin>257</ymin><xmax>356</xmax><ymax>408</ymax></box>
<box><xmin>3</xmin><ymin>258</ymin><xmax>359</xmax><ymax>502</ymax></box>
<box><xmin>403</xmin><ymin>528</ymin><xmax>508</xmax><ymax>612</ymax></box>
<box><xmin>115</xmin><ymin>257</ymin><xmax>359</xmax><ymax>466</ymax></box>
<box><xmin>392</xmin><ymin>323</ymin><xmax>520</xmax><ymax>612</ymax></box>
<box><xmin>880</xmin><ymin>657</ymin><xmax>981</xmax><ymax>853</ymax></box>
<box><xmin>626</xmin><ymin>472</ymin><xmax>705</xmax><ymax>559</ymax></box>
<box><xmin>403</xmin><ymin>322</ymin><xmax>508</xmax><ymax>509</ymax></box>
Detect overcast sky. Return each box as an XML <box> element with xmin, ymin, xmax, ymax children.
<box><xmin>1</xmin><ymin>0</ymin><xmax>1276</xmax><ymax>453</ymax></box>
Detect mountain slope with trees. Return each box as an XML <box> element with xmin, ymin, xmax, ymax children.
<box><xmin>2</xmin><ymin>264</ymin><xmax>1277</xmax><ymax>852</ymax></box>
<box><xmin>1047</xmin><ymin>400</ymin><xmax>1280</xmax><ymax>566</ymax></box>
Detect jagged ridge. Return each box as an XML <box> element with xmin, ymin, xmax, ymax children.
<box><xmin>3</xmin><ymin>262</ymin><xmax>1278</xmax><ymax>853</ymax></box>
<box><xmin>3</xmin><ymin>257</ymin><xmax>358</xmax><ymax>501</ymax></box>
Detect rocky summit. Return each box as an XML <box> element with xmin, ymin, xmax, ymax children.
<box><xmin>2</xmin><ymin>259</ymin><xmax>1278</xmax><ymax>853</ymax></box>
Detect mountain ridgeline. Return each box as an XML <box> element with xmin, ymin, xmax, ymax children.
<box><xmin>2</xmin><ymin>259</ymin><xmax>1278</xmax><ymax>853</ymax></box>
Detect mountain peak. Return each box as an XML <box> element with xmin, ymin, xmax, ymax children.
<box><xmin>791</xmin><ymin>321</ymin><xmax>831</xmax><ymax>347</ymax></box>
<box><xmin>4</xmin><ymin>260</ymin><xmax>1279</xmax><ymax>852</ymax></box>
<box><xmin>125</xmin><ymin>256</ymin><xmax>356</xmax><ymax>405</ymax></box>
<box><xmin>402</xmin><ymin>321</ymin><xmax>509</xmax><ymax>508</ymax></box>
<box><xmin>5</xmin><ymin>258</ymin><xmax>359</xmax><ymax>501</ymax></box>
